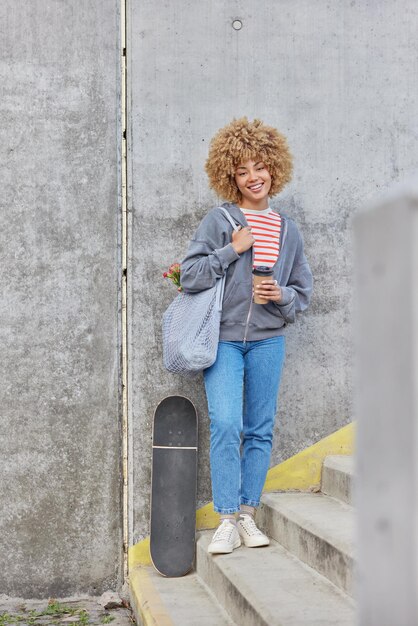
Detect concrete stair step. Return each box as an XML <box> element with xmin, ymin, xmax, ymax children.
<box><xmin>129</xmin><ymin>564</ymin><xmax>237</xmax><ymax>625</ymax></box>
<box><xmin>130</xmin><ymin>455</ymin><xmax>357</xmax><ymax>624</ymax></box>
<box><xmin>196</xmin><ymin>531</ymin><xmax>355</xmax><ymax>626</ymax></box>
<box><xmin>321</xmin><ymin>455</ymin><xmax>355</xmax><ymax>505</ymax></box>
<box><xmin>258</xmin><ymin>491</ymin><xmax>355</xmax><ymax>596</ymax></box>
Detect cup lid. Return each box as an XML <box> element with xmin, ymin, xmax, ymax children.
<box><xmin>252</xmin><ymin>266</ymin><xmax>273</xmax><ymax>275</ymax></box>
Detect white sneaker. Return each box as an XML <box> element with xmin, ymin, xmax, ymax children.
<box><xmin>207</xmin><ymin>520</ymin><xmax>241</xmax><ymax>554</ymax></box>
<box><xmin>237</xmin><ymin>514</ymin><xmax>270</xmax><ymax>547</ymax></box>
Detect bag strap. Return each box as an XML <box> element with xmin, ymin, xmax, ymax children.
<box><xmin>215</xmin><ymin>207</ymin><xmax>240</xmax><ymax>310</ymax></box>
<box><xmin>217</xmin><ymin>206</ymin><xmax>240</xmax><ymax>232</ymax></box>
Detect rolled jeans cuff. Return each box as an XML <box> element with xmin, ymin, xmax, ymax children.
<box><xmin>213</xmin><ymin>505</ymin><xmax>240</xmax><ymax>514</ymax></box>
<box><xmin>240</xmin><ymin>498</ymin><xmax>260</xmax><ymax>508</ymax></box>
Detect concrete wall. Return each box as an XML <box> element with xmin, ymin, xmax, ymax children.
<box><xmin>0</xmin><ymin>1</ymin><xmax>123</xmax><ymax>597</ymax></box>
<box><xmin>128</xmin><ymin>0</ymin><xmax>418</xmax><ymax>542</ymax></box>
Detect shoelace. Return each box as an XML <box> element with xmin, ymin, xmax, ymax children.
<box><xmin>212</xmin><ymin>520</ymin><xmax>236</xmax><ymax>542</ymax></box>
<box><xmin>239</xmin><ymin>514</ymin><xmax>263</xmax><ymax>535</ymax></box>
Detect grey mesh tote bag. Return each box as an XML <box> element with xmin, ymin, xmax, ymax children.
<box><xmin>162</xmin><ymin>208</ymin><xmax>239</xmax><ymax>376</ymax></box>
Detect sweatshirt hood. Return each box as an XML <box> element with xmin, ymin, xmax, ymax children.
<box><xmin>220</xmin><ymin>201</ymin><xmax>288</xmax><ymax>227</ymax></box>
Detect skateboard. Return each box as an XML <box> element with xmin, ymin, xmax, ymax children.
<box><xmin>150</xmin><ymin>395</ymin><xmax>198</xmax><ymax>577</ymax></box>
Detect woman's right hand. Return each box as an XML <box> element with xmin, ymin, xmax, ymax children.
<box><xmin>231</xmin><ymin>226</ymin><xmax>255</xmax><ymax>254</ymax></box>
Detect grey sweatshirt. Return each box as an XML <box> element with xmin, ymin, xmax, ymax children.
<box><xmin>180</xmin><ymin>202</ymin><xmax>313</xmax><ymax>342</ymax></box>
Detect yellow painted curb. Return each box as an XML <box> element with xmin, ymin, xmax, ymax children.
<box><xmin>196</xmin><ymin>500</ymin><xmax>219</xmax><ymax>530</ymax></box>
<box><xmin>129</xmin><ymin>421</ymin><xmax>355</xmax><ymax>568</ymax></box>
<box><xmin>129</xmin><ymin>565</ymin><xmax>174</xmax><ymax>626</ymax></box>
<box><xmin>264</xmin><ymin>421</ymin><xmax>354</xmax><ymax>492</ymax></box>
<box><xmin>129</xmin><ymin>537</ymin><xmax>151</xmax><ymax>569</ymax></box>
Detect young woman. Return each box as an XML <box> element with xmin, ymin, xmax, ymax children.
<box><xmin>180</xmin><ymin>117</ymin><xmax>313</xmax><ymax>554</ymax></box>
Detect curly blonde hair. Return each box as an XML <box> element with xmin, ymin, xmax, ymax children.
<box><xmin>205</xmin><ymin>117</ymin><xmax>293</xmax><ymax>203</ymax></box>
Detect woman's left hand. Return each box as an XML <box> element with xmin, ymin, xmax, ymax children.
<box><xmin>254</xmin><ymin>279</ymin><xmax>282</xmax><ymax>302</ymax></box>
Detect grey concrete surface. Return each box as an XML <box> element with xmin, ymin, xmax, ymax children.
<box><xmin>354</xmin><ymin>183</ymin><xmax>418</xmax><ymax>625</ymax></box>
<box><xmin>321</xmin><ymin>455</ymin><xmax>355</xmax><ymax>506</ymax></box>
<box><xmin>258</xmin><ymin>491</ymin><xmax>355</xmax><ymax>596</ymax></box>
<box><xmin>127</xmin><ymin>0</ymin><xmax>418</xmax><ymax>543</ymax></box>
<box><xmin>196</xmin><ymin>532</ymin><xmax>355</xmax><ymax>626</ymax></box>
<box><xmin>129</xmin><ymin>569</ymin><xmax>235</xmax><ymax>626</ymax></box>
<box><xmin>0</xmin><ymin>1</ymin><xmax>123</xmax><ymax>597</ymax></box>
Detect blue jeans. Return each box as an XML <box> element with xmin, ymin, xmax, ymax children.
<box><xmin>203</xmin><ymin>336</ymin><xmax>286</xmax><ymax>514</ymax></box>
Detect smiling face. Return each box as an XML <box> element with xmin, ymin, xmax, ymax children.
<box><xmin>234</xmin><ymin>159</ymin><xmax>272</xmax><ymax>210</ymax></box>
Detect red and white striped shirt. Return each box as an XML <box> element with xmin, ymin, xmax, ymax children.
<box><xmin>240</xmin><ymin>207</ymin><xmax>282</xmax><ymax>268</ymax></box>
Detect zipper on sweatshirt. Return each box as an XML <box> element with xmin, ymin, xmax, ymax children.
<box><xmin>243</xmin><ymin>297</ymin><xmax>253</xmax><ymax>344</ymax></box>
<box><xmin>243</xmin><ymin>246</ymin><xmax>255</xmax><ymax>344</ymax></box>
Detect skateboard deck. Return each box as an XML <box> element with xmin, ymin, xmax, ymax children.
<box><xmin>150</xmin><ymin>395</ymin><xmax>198</xmax><ymax>577</ymax></box>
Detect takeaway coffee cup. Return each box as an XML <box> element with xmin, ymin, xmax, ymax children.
<box><xmin>253</xmin><ymin>266</ymin><xmax>274</xmax><ymax>304</ymax></box>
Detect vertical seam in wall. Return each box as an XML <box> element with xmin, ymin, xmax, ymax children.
<box><xmin>125</xmin><ymin>0</ymin><xmax>135</xmax><ymax>561</ymax></box>
<box><xmin>125</xmin><ymin>0</ymin><xmax>134</xmax><ymax>557</ymax></box>
<box><xmin>121</xmin><ymin>0</ymin><xmax>129</xmax><ymax>582</ymax></box>
<box><xmin>413</xmin><ymin>200</ymin><xmax>418</xmax><ymax>466</ymax></box>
